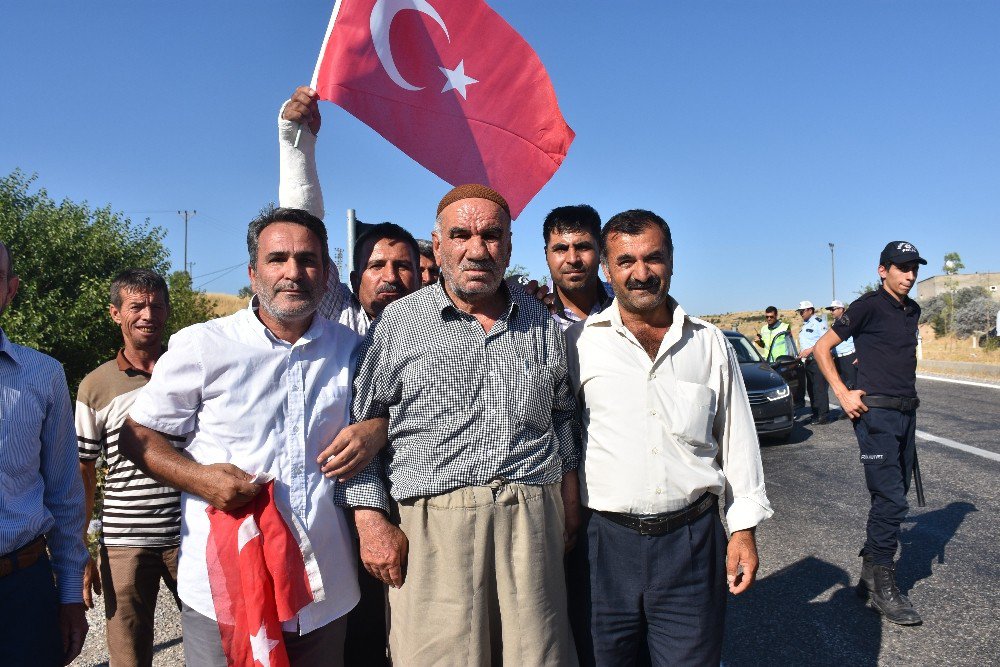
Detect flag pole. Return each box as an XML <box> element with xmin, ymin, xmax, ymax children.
<box><xmin>346</xmin><ymin>209</ymin><xmax>357</xmax><ymax>275</ymax></box>
<box><xmin>295</xmin><ymin>0</ymin><xmax>344</xmax><ymax>149</ymax></box>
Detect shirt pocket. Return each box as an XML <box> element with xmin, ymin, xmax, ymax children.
<box><xmin>669</xmin><ymin>380</ymin><xmax>717</xmax><ymax>446</ymax></box>
<box><xmin>512</xmin><ymin>359</ymin><xmax>554</xmax><ymax>434</ymax></box>
<box><xmin>0</xmin><ymin>388</ymin><xmax>43</xmax><ymax>477</ymax></box>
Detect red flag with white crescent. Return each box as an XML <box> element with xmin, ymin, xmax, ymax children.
<box><xmin>311</xmin><ymin>0</ymin><xmax>575</xmax><ymax>218</ymax></box>
<box><xmin>205</xmin><ymin>482</ymin><xmax>320</xmax><ymax>667</ymax></box>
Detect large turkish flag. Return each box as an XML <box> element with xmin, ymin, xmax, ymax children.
<box><xmin>205</xmin><ymin>482</ymin><xmax>319</xmax><ymax>667</ymax></box>
<box><xmin>311</xmin><ymin>0</ymin><xmax>575</xmax><ymax>218</ymax></box>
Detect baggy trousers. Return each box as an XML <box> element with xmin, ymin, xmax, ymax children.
<box><xmin>387</xmin><ymin>481</ymin><xmax>577</xmax><ymax>666</ymax></box>
<box><xmin>854</xmin><ymin>407</ymin><xmax>916</xmax><ymax>566</ymax></box>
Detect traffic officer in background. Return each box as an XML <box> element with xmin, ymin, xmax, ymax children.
<box><xmin>826</xmin><ymin>300</ymin><xmax>858</xmax><ymax>392</ymax></box>
<box><xmin>754</xmin><ymin>305</ymin><xmax>791</xmax><ymax>361</ymax></box>
<box><xmin>813</xmin><ymin>241</ymin><xmax>926</xmax><ymax>626</ymax></box>
<box><xmin>796</xmin><ymin>300</ymin><xmax>833</xmax><ymax>424</ymax></box>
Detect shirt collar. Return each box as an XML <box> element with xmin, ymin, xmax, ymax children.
<box><xmin>115</xmin><ymin>347</ymin><xmax>164</xmax><ymax>378</ymax></box>
<box><xmin>431</xmin><ymin>280</ymin><xmax>518</xmax><ymax>321</ymax></box>
<box><xmin>246</xmin><ymin>295</ymin><xmax>325</xmax><ymax>347</ymax></box>
<box><xmin>589</xmin><ymin>296</ymin><xmax>688</xmax><ymax>362</ymax></box>
<box><xmin>0</xmin><ymin>327</ymin><xmax>21</xmax><ymax>365</ymax></box>
<box><xmin>552</xmin><ymin>281</ymin><xmax>614</xmax><ymax>319</ymax></box>
<box><xmin>877</xmin><ymin>286</ymin><xmax>912</xmax><ymax>311</ymax></box>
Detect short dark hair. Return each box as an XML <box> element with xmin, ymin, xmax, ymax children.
<box><xmin>600</xmin><ymin>209</ymin><xmax>673</xmax><ymax>261</ymax></box>
<box><xmin>353</xmin><ymin>222</ymin><xmax>419</xmax><ymax>274</ymax></box>
<box><xmin>416</xmin><ymin>239</ymin><xmax>435</xmax><ymax>261</ymax></box>
<box><xmin>247</xmin><ymin>206</ymin><xmax>331</xmax><ymax>270</ymax></box>
<box><xmin>543</xmin><ymin>204</ymin><xmax>601</xmax><ymax>246</ymax></box>
<box><xmin>110</xmin><ymin>269</ymin><xmax>170</xmax><ymax>309</ymax></box>
<box><xmin>765</xmin><ymin>306</ymin><xmax>778</xmax><ymax>315</ymax></box>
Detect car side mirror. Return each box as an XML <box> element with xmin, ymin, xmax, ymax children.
<box><xmin>773</xmin><ymin>355</ymin><xmax>797</xmax><ymax>365</ymax></box>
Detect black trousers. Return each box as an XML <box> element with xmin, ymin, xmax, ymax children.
<box><xmin>0</xmin><ymin>553</ymin><xmax>63</xmax><ymax>667</ymax></box>
<box><xmin>854</xmin><ymin>407</ymin><xmax>916</xmax><ymax>566</ymax></box>
<box><xmin>835</xmin><ymin>352</ymin><xmax>858</xmax><ymax>390</ymax></box>
<box><xmin>804</xmin><ymin>358</ymin><xmax>830</xmax><ymax>418</ymax></box>
<box><xmin>567</xmin><ymin>506</ymin><xmax>727</xmax><ymax>667</ymax></box>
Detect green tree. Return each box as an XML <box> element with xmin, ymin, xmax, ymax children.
<box><xmin>943</xmin><ymin>252</ymin><xmax>964</xmax><ymax>275</ymax></box>
<box><xmin>0</xmin><ymin>170</ymin><xmax>216</xmax><ymax>391</ymax></box>
<box><xmin>856</xmin><ymin>281</ymin><xmax>881</xmax><ymax>297</ymax></box>
<box><xmin>237</xmin><ymin>284</ymin><xmax>254</xmax><ymax>299</ymax></box>
<box><xmin>505</xmin><ymin>263</ymin><xmax>530</xmax><ymax>280</ymax></box>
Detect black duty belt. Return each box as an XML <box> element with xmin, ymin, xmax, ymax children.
<box><xmin>594</xmin><ymin>492</ymin><xmax>716</xmax><ymax>536</ymax></box>
<box><xmin>0</xmin><ymin>536</ymin><xmax>46</xmax><ymax>578</ymax></box>
<box><xmin>863</xmin><ymin>395</ymin><xmax>920</xmax><ymax>411</ymax></box>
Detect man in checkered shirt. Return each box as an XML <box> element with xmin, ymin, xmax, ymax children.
<box><xmin>337</xmin><ymin>184</ymin><xmax>581</xmax><ymax>665</ymax></box>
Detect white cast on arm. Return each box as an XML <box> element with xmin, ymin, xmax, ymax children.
<box><xmin>278</xmin><ymin>101</ymin><xmax>324</xmax><ymax>220</ymax></box>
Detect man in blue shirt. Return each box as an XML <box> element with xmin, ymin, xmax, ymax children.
<box><xmin>0</xmin><ymin>239</ymin><xmax>90</xmax><ymax>665</ymax></box>
<box><xmin>826</xmin><ymin>300</ymin><xmax>857</xmax><ymax>392</ymax></box>
<box><xmin>796</xmin><ymin>300</ymin><xmax>833</xmax><ymax>424</ymax></box>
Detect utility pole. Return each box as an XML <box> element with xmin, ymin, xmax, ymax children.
<box><xmin>177</xmin><ymin>210</ymin><xmax>197</xmax><ymax>275</ymax></box>
<box><xmin>828</xmin><ymin>242</ymin><xmax>836</xmax><ymax>302</ymax></box>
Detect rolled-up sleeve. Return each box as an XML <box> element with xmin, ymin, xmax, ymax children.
<box><xmin>40</xmin><ymin>366</ymin><xmax>89</xmax><ymax>603</ymax></box>
<box><xmin>714</xmin><ymin>334</ymin><xmax>774</xmax><ymax>533</ymax></box>
<box><xmin>129</xmin><ymin>329</ymin><xmax>203</xmax><ymax>436</ymax></box>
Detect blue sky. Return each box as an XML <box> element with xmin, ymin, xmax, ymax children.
<box><xmin>2</xmin><ymin>1</ymin><xmax>998</xmax><ymax>314</ymax></box>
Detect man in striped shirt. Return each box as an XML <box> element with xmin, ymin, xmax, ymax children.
<box><xmin>76</xmin><ymin>269</ymin><xmax>182</xmax><ymax>666</ymax></box>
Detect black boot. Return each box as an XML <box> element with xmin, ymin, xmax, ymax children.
<box><xmin>856</xmin><ymin>551</ymin><xmax>875</xmax><ymax>597</ymax></box>
<box><xmin>861</xmin><ymin>558</ymin><xmax>922</xmax><ymax>625</ymax></box>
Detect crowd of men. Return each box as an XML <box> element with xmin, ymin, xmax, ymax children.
<box><xmin>0</xmin><ymin>84</ymin><xmax>926</xmax><ymax>667</ymax></box>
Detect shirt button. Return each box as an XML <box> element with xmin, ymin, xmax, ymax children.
<box><xmin>649</xmin><ymin>409</ymin><xmax>657</xmax><ymax>416</ymax></box>
<box><xmin>655</xmin><ymin>488</ymin><xmax>662</xmax><ymax>494</ymax></box>
<box><xmin>649</xmin><ymin>372</ymin><xmax>656</xmax><ymax>379</ymax></box>
<box><xmin>291</xmin><ymin>425</ymin><xmax>299</xmax><ymax>434</ymax></box>
<box><xmin>652</xmin><ymin>448</ymin><xmax>659</xmax><ymax>454</ymax></box>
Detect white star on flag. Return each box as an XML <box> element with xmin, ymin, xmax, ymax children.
<box><xmin>237</xmin><ymin>515</ymin><xmax>261</xmax><ymax>552</ymax></box>
<box><xmin>439</xmin><ymin>60</ymin><xmax>478</xmax><ymax>99</ymax></box>
<box><xmin>249</xmin><ymin>622</ymin><xmax>280</xmax><ymax>667</ymax></box>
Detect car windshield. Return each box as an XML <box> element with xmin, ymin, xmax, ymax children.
<box><xmin>726</xmin><ymin>333</ymin><xmax>764</xmax><ymax>364</ymax></box>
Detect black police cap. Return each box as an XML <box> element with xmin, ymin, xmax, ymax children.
<box><xmin>879</xmin><ymin>241</ymin><xmax>927</xmax><ymax>267</ymax></box>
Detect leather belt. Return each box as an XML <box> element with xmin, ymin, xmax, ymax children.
<box><xmin>863</xmin><ymin>395</ymin><xmax>920</xmax><ymax>411</ymax></box>
<box><xmin>594</xmin><ymin>492</ymin><xmax>716</xmax><ymax>536</ymax></box>
<box><xmin>0</xmin><ymin>536</ymin><xmax>46</xmax><ymax>578</ymax></box>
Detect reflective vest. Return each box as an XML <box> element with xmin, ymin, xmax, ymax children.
<box><xmin>760</xmin><ymin>321</ymin><xmax>790</xmax><ymax>361</ymax></box>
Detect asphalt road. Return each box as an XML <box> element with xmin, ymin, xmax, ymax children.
<box><xmin>73</xmin><ymin>375</ymin><xmax>1000</xmax><ymax>666</ymax></box>
<box><xmin>724</xmin><ymin>375</ymin><xmax>1000</xmax><ymax>666</ymax></box>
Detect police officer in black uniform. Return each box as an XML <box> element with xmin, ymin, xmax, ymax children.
<box><xmin>814</xmin><ymin>241</ymin><xmax>926</xmax><ymax>625</ymax></box>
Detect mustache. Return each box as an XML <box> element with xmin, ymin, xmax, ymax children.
<box><xmin>375</xmin><ymin>282</ymin><xmax>402</xmax><ymax>295</ymax></box>
<box><xmin>460</xmin><ymin>260</ymin><xmax>498</xmax><ymax>272</ymax></box>
<box><xmin>625</xmin><ymin>276</ymin><xmax>661</xmax><ymax>291</ymax></box>
<box><xmin>274</xmin><ymin>281</ymin><xmax>310</xmax><ymax>295</ymax></box>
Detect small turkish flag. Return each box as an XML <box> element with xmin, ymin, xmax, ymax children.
<box><xmin>311</xmin><ymin>0</ymin><xmax>575</xmax><ymax>218</ymax></box>
<box><xmin>206</xmin><ymin>482</ymin><xmax>319</xmax><ymax>667</ymax></box>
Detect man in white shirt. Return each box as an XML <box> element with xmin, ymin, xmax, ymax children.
<box><xmin>565</xmin><ymin>210</ymin><xmax>773</xmax><ymax>666</ymax></box>
<box><xmin>118</xmin><ymin>208</ymin><xmax>369</xmax><ymax>667</ymax></box>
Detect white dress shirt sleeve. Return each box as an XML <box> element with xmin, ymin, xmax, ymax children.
<box><xmin>278</xmin><ymin>102</ymin><xmax>324</xmax><ymax>220</ymax></box>
<box><xmin>714</xmin><ymin>331</ymin><xmax>775</xmax><ymax>533</ymax></box>
<box><xmin>129</xmin><ymin>328</ymin><xmax>204</xmax><ymax>436</ymax></box>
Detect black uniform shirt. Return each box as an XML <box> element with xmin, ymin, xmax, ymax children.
<box><xmin>831</xmin><ymin>288</ymin><xmax>921</xmax><ymax>398</ymax></box>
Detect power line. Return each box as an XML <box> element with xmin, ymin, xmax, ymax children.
<box><xmin>192</xmin><ymin>261</ymin><xmax>246</xmax><ymax>281</ymax></box>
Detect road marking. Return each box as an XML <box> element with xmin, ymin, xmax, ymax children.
<box><xmin>916</xmin><ymin>430</ymin><xmax>1000</xmax><ymax>463</ymax></box>
<box><xmin>916</xmin><ymin>374</ymin><xmax>1000</xmax><ymax>390</ymax></box>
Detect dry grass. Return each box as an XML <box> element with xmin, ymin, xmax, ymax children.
<box><xmin>696</xmin><ymin>310</ymin><xmax>999</xmax><ymax>366</ymax></box>
<box><xmin>206</xmin><ymin>292</ymin><xmax>248</xmax><ymax>317</ymax></box>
